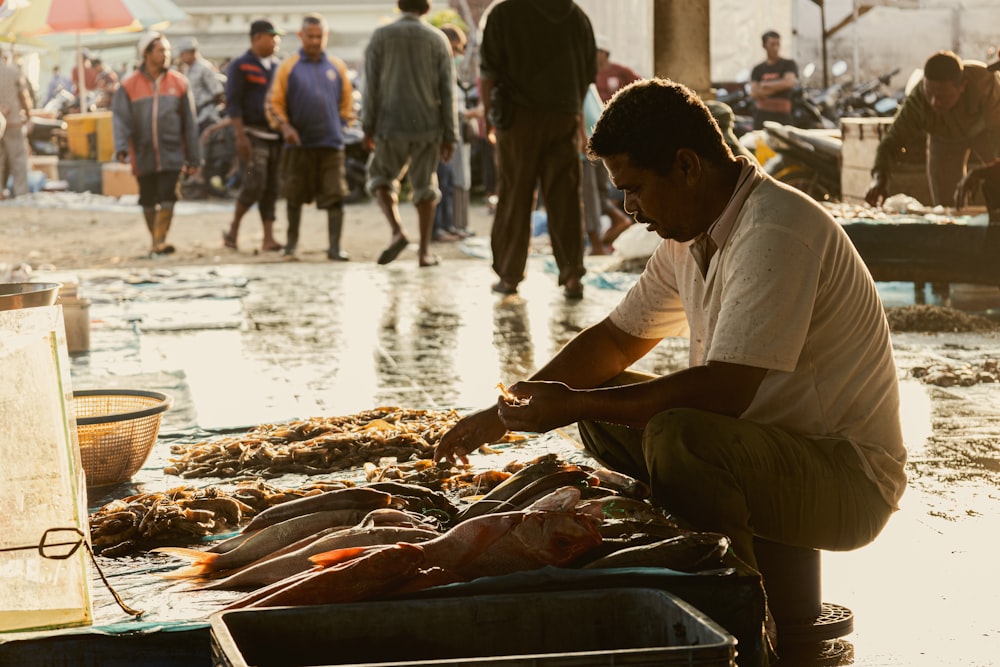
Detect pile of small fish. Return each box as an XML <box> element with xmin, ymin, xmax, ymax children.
<box><xmin>164</xmin><ymin>407</ymin><xmax>467</xmax><ymax>479</ymax></box>
<box><xmin>911</xmin><ymin>359</ymin><xmax>1000</xmax><ymax>387</ymax></box>
<box><xmin>89</xmin><ymin>480</ymin><xmax>355</xmax><ymax>556</ymax></box>
<box><xmin>885</xmin><ymin>305</ymin><xmax>998</xmax><ymax>333</ymax></box>
<box><xmin>152</xmin><ymin>455</ymin><xmax>731</xmax><ymax>609</ymax></box>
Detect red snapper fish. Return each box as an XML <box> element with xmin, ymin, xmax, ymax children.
<box><xmin>227</xmin><ymin>487</ymin><xmax>603</xmax><ymax>609</ymax></box>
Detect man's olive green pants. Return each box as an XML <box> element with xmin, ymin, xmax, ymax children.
<box><xmin>577</xmin><ymin>373</ymin><xmax>893</xmax><ymax>570</ymax></box>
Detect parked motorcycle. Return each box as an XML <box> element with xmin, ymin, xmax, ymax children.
<box><xmin>762</xmin><ymin>121</ymin><xmax>842</xmax><ymax>201</ymax></box>
<box><xmin>836</xmin><ymin>67</ymin><xmax>901</xmax><ymax>118</ymax></box>
<box><xmin>28</xmin><ymin>115</ymin><xmax>66</xmax><ymax>156</ymax></box>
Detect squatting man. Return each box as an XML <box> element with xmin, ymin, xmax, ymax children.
<box><xmin>434</xmin><ymin>78</ymin><xmax>907</xmax><ymax>572</ymax></box>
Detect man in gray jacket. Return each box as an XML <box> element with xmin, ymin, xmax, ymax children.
<box><xmin>363</xmin><ymin>0</ymin><xmax>458</xmax><ymax>267</ymax></box>
<box><xmin>479</xmin><ymin>0</ymin><xmax>596</xmax><ymax>298</ymax></box>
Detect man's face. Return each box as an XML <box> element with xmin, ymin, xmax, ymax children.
<box><xmin>253</xmin><ymin>32</ymin><xmax>279</xmax><ymax>58</ymax></box>
<box><xmin>146</xmin><ymin>40</ymin><xmax>169</xmax><ymax>70</ymax></box>
<box><xmin>299</xmin><ymin>23</ymin><xmax>328</xmax><ymax>60</ymax></box>
<box><xmin>603</xmin><ymin>152</ymin><xmax>705</xmax><ymax>243</ymax></box>
<box><xmin>924</xmin><ymin>78</ymin><xmax>965</xmax><ymax>115</ymax></box>
<box><xmin>764</xmin><ymin>36</ymin><xmax>780</xmax><ymax>60</ymax></box>
<box><xmin>179</xmin><ymin>50</ymin><xmax>195</xmax><ymax>66</ymax></box>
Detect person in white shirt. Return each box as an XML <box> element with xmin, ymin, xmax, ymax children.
<box><xmin>434</xmin><ymin>77</ymin><xmax>906</xmax><ymax>573</ymax></box>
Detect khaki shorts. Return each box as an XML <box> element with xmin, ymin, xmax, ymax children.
<box><xmin>280</xmin><ymin>147</ymin><xmax>347</xmax><ymax>209</ymax></box>
<box><xmin>366</xmin><ymin>136</ymin><xmax>440</xmax><ymax>203</ymax></box>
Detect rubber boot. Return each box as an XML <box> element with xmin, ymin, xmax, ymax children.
<box><xmin>284</xmin><ymin>204</ymin><xmax>301</xmax><ymax>257</ymax></box>
<box><xmin>326</xmin><ymin>204</ymin><xmax>348</xmax><ymax>261</ymax></box>
<box><xmin>152</xmin><ymin>207</ymin><xmax>175</xmax><ymax>255</ymax></box>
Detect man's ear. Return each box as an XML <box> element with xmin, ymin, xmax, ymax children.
<box><xmin>675</xmin><ymin>148</ymin><xmax>701</xmax><ymax>183</ymax></box>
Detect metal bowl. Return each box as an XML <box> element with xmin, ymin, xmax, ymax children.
<box><xmin>0</xmin><ymin>282</ymin><xmax>62</xmax><ymax>311</ymax></box>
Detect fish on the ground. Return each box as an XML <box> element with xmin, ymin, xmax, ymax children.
<box><xmin>242</xmin><ymin>487</ymin><xmax>402</xmax><ymax>533</ymax></box>
<box><xmin>581</xmin><ymin>532</ymin><xmax>731</xmax><ymax>571</ymax></box>
<box><xmin>454</xmin><ymin>454</ymin><xmax>576</xmax><ymax>521</ymax></box>
<box><xmin>196</xmin><ymin>525</ymin><xmax>441</xmax><ymax>590</ymax></box>
<box><xmin>154</xmin><ymin>508</ymin><xmax>373</xmax><ymax>577</ymax></box>
<box><xmin>227</xmin><ymin>486</ymin><xmax>603</xmax><ymax>608</ymax></box>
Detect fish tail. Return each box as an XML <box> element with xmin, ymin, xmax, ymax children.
<box><xmin>152</xmin><ymin>547</ymin><xmax>221</xmax><ymax>578</ymax></box>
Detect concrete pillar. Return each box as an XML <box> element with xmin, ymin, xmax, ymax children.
<box><xmin>651</xmin><ymin>0</ymin><xmax>712</xmax><ymax>98</ymax></box>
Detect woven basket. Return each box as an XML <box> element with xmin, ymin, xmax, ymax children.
<box><xmin>74</xmin><ymin>389</ymin><xmax>172</xmax><ymax>488</ymax></box>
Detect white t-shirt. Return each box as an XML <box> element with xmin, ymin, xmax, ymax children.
<box><xmin>610</xmin><ymin>164</ymin><xmax>907</xmax><ymax>508</ymax></box>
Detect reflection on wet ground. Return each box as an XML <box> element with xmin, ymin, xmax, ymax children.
<box><xmin>51</xmin><ymin>258</ymin><xmax>1000</xmax><ymax>666</ymax></box>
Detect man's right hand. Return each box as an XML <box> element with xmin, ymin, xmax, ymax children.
<box><xmin>234</xmin><ymin>132</ymin><xmax>252</xmax><ymax>163</ymax></box>
<box><xmin>433</xmin><ymin>406</ymin><xmax>507</xmax><ymax>466</ymax></box>
<box><xmin>280</xmin><ymin>123</ymin><xmax>301</xmax><ymax>146</ymax></box>
<box><xmin>864</xmin><ymin>171</ymin><xmax>889</xmax><ymax>208</ymax></box>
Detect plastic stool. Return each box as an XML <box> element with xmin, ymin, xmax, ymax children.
<box><xmin>753</xmin><ymin>537</ymin><xmax>854</xmax><ymax>644</ymax></box>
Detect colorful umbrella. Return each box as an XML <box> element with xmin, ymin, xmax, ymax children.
<box><xmin>121</xmin><ymin>0</ymin><xmax>188</xmax><ymax>32</ymax></box>
<box><xmin>0</xmin><ymin>0</ymin><xmax>187</xmax><ymax>112</ymax></box>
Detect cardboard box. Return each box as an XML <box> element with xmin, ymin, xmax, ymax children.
<box><xmin>840</xmin><ymin>116</ymin><xmax>931</xmax><ymax>204</ymax></box>
<box><xmin>29</xmin><ymin>155</ymin><xmax>59</xmax><ymax>181</ymax></box>
<box><xmin>101</xmin><ymin>162</ymin><xmax>138</xmax><ymax>197</ymax></box>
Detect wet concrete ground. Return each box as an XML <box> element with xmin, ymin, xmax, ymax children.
<box><xmin>45</xmin><ymin>255</ymin><xmax>1000</xmax><ymax>666</ymax></box>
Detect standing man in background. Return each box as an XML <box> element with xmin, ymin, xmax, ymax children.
<box><xmin>267</xmin><ymin>13</ymin><xmax>354</xmax><ymax>261</ymax></box>
<box><xmin>594</xmin><ymin>34</ymin><xmax>640</xmax><ymax>103</ymax></box>
<box><xmin>865</xmin><ymin>50</ymin><xmax>1000</xmax><ymax>210</ymax></box>
<box><xmin>750</xmin><ymin>30</ymin><xmax>798</xmax><ymax>130</ymax></box>
<box><xmin>112</xmin><ymin>32</ymin><xmax>201</xmax><ymax>256</ymax></box>
<box><xmin>0</xmin><ymin>50</ymin><xmax>34</xmax><ymax>198</ymax></box>
<box><xmin>363</xmin><ymin>0</ymin><xmax>458</xmax><ymax>268</ymax></box>
<box><xmin>222</xmin><ymin>19</ymin><xmax>285</xmax><ymax>253</ymax></box>
<box><xmin>174</xmin><ymin>37</ymin><xmax>225</xmax><ymax>132</ymax></box>
<box><xmin>479</xmin><ymin>0</ymin><xmax>596</xmax><ymax>298</ymax></box>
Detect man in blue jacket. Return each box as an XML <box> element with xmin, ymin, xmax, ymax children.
<box><xmin>267</xmin><ymin>13</ymin><xmax>354</xmax><ymax>260</ymax></box>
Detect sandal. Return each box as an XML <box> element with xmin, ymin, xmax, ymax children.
<box><xmin>377</xmin><ymin>236</ymin><xmax>409</xmax><ymax>265</ymax></box>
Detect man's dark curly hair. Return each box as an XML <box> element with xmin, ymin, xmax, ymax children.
<box><xmin>923</xmin><ymin>51</ymin><xmax>963</xmax><ymax>84</ymax></box>
<box><xmin>587</xmin><ymin>78</ymin><xmax>733</xmax><ymax>174</ymax></box>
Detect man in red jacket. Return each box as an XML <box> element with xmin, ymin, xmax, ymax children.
<box><xmin>112</xmin><ymin>32</ymin><xmax>201</xmax><ymax>256</ymax></box>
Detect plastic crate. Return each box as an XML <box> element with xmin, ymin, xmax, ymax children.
<box><xmin>209</xmin><ymin>587</ymin><xmax>737</xmax><ymax>667</ymax></box>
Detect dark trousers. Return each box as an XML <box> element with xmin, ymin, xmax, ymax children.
<box><xmin>491</xmin><ymin>107</ymin><xmax>585</xmax><ymax>286</ymax></box>
<box><xmin>577</xmin><ymin>371</ymin><xmax>893</xmax><ymax>571</ymax></box>
<box><xmin>434</xmin><ymin>160</ymin><xmax>455</xmax><ymax>235</ymax></box>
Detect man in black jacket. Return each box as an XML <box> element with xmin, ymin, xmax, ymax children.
<box><xmin>479</xmin><ymin>0</ymin><xmax>596</xmax><ymax>298</ymax></box>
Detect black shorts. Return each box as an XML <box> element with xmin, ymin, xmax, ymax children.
<box><xmin>137</xmin><ymin>171</ymin><xmax>181</xmax><ymax>208</ymax></box>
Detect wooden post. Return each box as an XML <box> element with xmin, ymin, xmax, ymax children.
<box><xmin>651</xmin><ymin>0</ymin><xmax>711</xmax><ymax>98</ymax></box>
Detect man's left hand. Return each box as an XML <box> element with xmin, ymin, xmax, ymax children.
<box><xmin>440</xmin><ymin>141</ymin><xmax>455</xmax><ymax>163</ymax></box>
<box><xmin>954</xmin><ymin>168</ymin><xmax>985</xmax><ymax>210</ymax></box>
<box><xmin>497</xmin><ymin>380</ymin><xmax>579</xmax><ymax>434</ymax></box>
